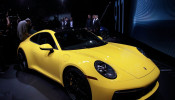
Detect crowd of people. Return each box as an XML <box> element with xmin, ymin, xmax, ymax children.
<box><xmin>85</xmin><ymin>14</ymin><xmax>100</xmax><ymax>35</ymax></box>
<box><xmin>0</xmin><ymin>11</ymin><xmax>102</xmax><ymax>42</ymax></box>
<box><xmin>50</xmin><ymin>16</ymin><xmax>74</xmax><ymax>30</ymax></box>
<box><xmin>60</xmin><ymin>17</ymin><xmax>74</xmax><ymax>30</ymax></box>
<box><xmin>16</xmin><ymin>14</ymin><xmax>102</xmax><ymax>41</ymax></box>
<box><xmin>17</xmin><ymin>16</ymin><xmax>75</xmax><ymax>41</ymax></box>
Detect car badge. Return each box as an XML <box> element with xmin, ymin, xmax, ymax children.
<box><xmin>143</xmin><ymin>67</ymin><xmax>147</xmax><ymax>70</ymax></box>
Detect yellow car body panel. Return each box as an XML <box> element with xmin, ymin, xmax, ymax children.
<box><xmin>18</xmin><ymin>29</ymin><xmax>160</xmax><ymax>100</ymax></box>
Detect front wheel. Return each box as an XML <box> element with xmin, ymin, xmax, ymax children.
<box><xmin>18</xmin><ymin>50</ymin><xmax>28</xmax><ymax>71</ymax></box>
<box><xmin>63</xmin><ymin>68</ymin><xmax>92</xmax><ymax>100</ymax></box>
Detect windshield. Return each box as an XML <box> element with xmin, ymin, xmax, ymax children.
<box><xmin>55</xmin><ymin>30</ymin><xmax>107</xmax><ymax>50</ymax></box>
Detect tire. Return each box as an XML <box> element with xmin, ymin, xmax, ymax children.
<box><xmin>18</xmin><ymin>50</ymin><xmax>28</xmax><ymax>71</ymax></box>
<box><xmin>63</xmin><ymin>67</ymin><xmax>92</xmax><ymax>100</ymax></box>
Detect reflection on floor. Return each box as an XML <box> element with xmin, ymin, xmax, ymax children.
<box><xmin>0</xmin><ymin>35</ymin><xmax>175</xmax><ymax>100</ymax></box>
<box><xmin>0</xmin><ymin>65</ymin><xmax>71</xmax><ymax>100</ymax></box>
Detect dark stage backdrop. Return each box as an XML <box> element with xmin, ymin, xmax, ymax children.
<box><xmin>129</xmin><ymin>0</ymin><xmax>175</xmax><ymax>58</ymax></box>
<box><xmin>1</xmin><ymin>0</ymin><xmax>174</xmax><ymax>58</ymax></box>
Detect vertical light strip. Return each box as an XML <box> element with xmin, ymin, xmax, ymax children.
<box><xmin>121</xmin><ymin>0</ymin><xmax>124</xmax><ymax>34</ymax></box>
<box><xmin>115</xmin><ymin>0</ymin><xmax>118</xmax><ymax>32</ymax></box>
<box><xmin>118</xmin><ymin>0</ymin><xmax>121</xmax><ymax>32</ymax></box>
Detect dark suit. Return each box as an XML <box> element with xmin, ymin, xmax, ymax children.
<box><xmin>86</xmin><ymin>18</ymin><xmax>92</xmax><ymax>30</ymax></box>
<box><xmin>64</xmin><ymin>20</ymin><xmax>70</xmax><ymax>29</ymax></box>
<box><xmin>92</xmin><ymin>19</ymin><xmax>100</xmax><ymax>35</ymax></box>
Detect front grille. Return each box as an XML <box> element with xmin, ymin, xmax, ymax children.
<box><xmin>112</xmin><ymin>81</ymin><xmax>157</xmax><ymax>100</ymax></box>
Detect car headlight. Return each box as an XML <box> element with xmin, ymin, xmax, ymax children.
<box><xmin>137</xmin><ymin>47</ymin><xmax>146</xmax><ymax>56</ymax></box>
<box><xmin>94</xmin><ymin>60</ymin><xmax>117</xmax><ymax>79</ymax></box>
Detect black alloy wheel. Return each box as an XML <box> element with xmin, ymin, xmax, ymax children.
<box><xmin>18</xmin><ymin>50</ymin><xmax>28</xmax><ymax>71</ymax></box>
<box><xmin>63</xmin><ymin>68</ymin><xmax>92</xmax><ymax>100</ymax></box>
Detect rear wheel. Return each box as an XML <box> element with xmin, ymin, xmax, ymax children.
<box><xmin>18</xmin><ymin>50</ymin><xmax>28</xmax><ymax>71</ymax></box>
<box><xmin>63</xmin><ymin>68</ymin><xmax>92</xmax><ymax>100</ymax></box>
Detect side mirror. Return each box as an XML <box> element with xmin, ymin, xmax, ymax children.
<box><xmin>40</xmin><ymin>44</ymin><xmax>54</xmax><ymax>54</ymax></box>
<box><xmin>98</xmin><ymin>36</ymin><xmax>103</xmax><ymax>40</ymax></box>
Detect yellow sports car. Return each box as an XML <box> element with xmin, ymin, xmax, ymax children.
<box><xmin>17</xmin><ymin>29</ymin><xmax>160</xmax><ymax>100</ymax></box>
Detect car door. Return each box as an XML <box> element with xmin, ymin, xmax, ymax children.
<box><xmin>33</xmin><ymin>32</ymin><xmax>64</xmax><ymax>80</ymax></box>
<box><xmin>30</xmin><ymin>33</ymin><xmax>43</xmax><ymax>67</ymax></box>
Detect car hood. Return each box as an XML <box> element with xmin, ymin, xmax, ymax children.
<box><xmin>71</xmin><ymin>43</ymin><xmax>156</xmax><ymax>79</ymax></box>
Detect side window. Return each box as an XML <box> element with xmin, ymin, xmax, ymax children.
<box><xmin>30</xmin><ymin>34</ymin><xmax>40</xmax><ymax>44</ymax></box>
<box><xmin>38</xmin><ymin>32</ymin><xmax>57</xmax><ymax>49</ymax></box>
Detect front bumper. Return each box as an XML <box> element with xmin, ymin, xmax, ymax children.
<box><xmin>112</xmin><ymin>81</ymin><xmax>159</xmax><ymax>100</ymax></box>
<box><xmin>88</xmin><ymin>67</ymin><xmax>160</xmax><ymax>100</ymax></box>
